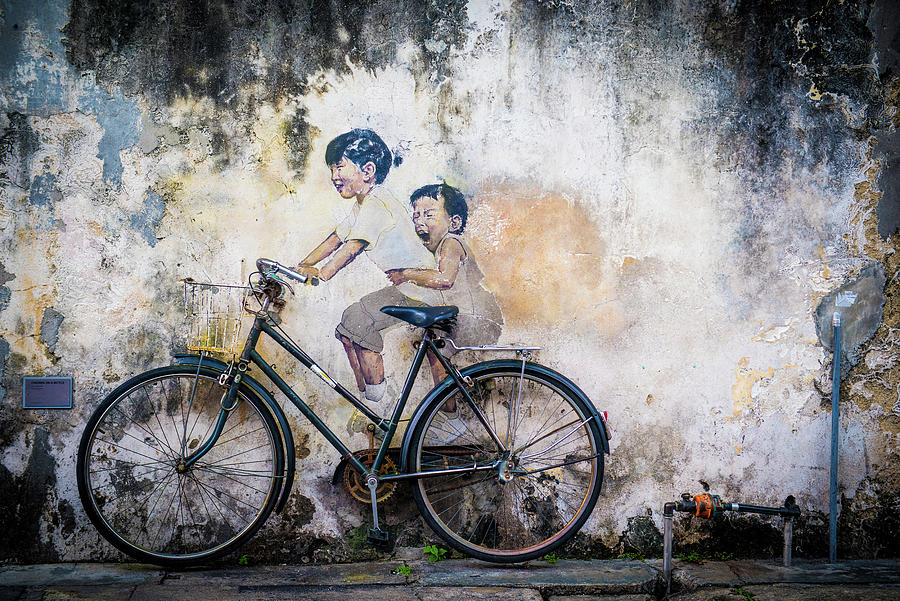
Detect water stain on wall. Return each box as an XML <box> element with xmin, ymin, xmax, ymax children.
<box><xmin>0</xmin><ymin>114</ymin><xmax>40</xmax><ymax>189</ymax></box>
<box><xmin>63</xmin><ymin>0</ymin><xmax>470</xmax><ymax>109</ymax></box>
<box><xmin>874</xmin><ymin>78</ymin><xmax>900</xmax><ymax>239</ymax></box>
<box><xmin>0</xmin><ymin>338</ymin><xmax>9</xmax><ymax>406</ymax></box>
<box><xmin>0</xmin><ymin>429</ymin><xmax>60</xmax><ymax>562</ymax></box>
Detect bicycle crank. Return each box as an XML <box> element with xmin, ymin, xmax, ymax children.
<box><xmin>343</xmin><ymin>450</ymin><xmax>398</xmax><ymax>503</ymax></box>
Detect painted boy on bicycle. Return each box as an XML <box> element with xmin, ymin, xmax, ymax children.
<box><xmin>294</xmin><ymin>129</ymin><xmax>438</xmax><ymax>405</ymax></box>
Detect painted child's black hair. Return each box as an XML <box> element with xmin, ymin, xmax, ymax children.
<box><xmin>410</xmin><ymin>183</ymin><xmax>468</xmax><ymax>233</ymax></box>
<box><xmin>324</xmin><ymin>129</ymin><xmax>393</xmax><ymax>184</ymax></box>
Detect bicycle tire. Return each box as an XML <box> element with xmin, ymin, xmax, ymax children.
<box><xmin>77</xmin><ymin>365</ymin><xmax>284</xmax><ymax>567</ymax></box>
<box><xmin>408</xmin><ymin>362</ymin><xmax>604</xmax><ymax>563</ymax></box>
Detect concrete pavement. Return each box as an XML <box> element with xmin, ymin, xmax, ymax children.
<box><xmin>0</xmin><ymin>558</ymin><xmax>897</xmax><ymax>600</ymax></box>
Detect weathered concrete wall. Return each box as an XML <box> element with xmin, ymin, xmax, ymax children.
<box><xmin>1</xmin><ymin>0</ymin><xmax>898</xmax><ymax>562</ymax></box>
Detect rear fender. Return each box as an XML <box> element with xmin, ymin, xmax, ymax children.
<box><xmin>174</xmin><ymin>354</ymin><xmax>297</xmax><ymax>514</ymax></box>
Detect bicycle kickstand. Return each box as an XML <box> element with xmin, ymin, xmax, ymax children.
<box><xmin>366</xmin><ymin>474</ymin><xmax>392</xmax><ymax>550</ymax></box>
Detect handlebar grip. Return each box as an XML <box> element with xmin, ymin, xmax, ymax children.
<box><xmin>277</xmin><ymin>263</ymin><xmax>308</xmax><ymax>283</ymax></box>
<box><xmin>256</xmin><ymin>258</ymin><xmax>313</xmax><ymax>284</ymax></box>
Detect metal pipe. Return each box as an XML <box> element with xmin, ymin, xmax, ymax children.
<box><xmin>830</xmin><ymin>311</ymin><xmax>841</xmax><ymax>563</ymax></box>
<box><xmin>783</xmin><ymin>517</ymin><xmax>793</xmax><ymax>567</ymax></box>
<box><xmin>729</xmin><ymin>503</ymin><xmax>800</xmax><ymax>517</ymax></box>
<box><xmin>663</xmin><ymin>502</ymin><xmax>675</xmax><ymax>595</ymax></box>
<box><xmin>663</xmin><ymin>494</ymin><xmax>799</xmax><ymax>578</ymax></box>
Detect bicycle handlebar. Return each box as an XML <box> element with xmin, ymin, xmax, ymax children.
<box><xmin>256</xmin><ymin>258</ymin><xmax>319</xmax><ymax>286</ymax></box>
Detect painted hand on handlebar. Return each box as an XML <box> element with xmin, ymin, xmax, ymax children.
<box><xmin>255</xmin><ymin>258</ymin><xmax>318</xmax><ymax>285</ymax></box>
<box><xmin>294</xmin><ymin>264</ymin><xmax>320</xmax><ymax>280</ymax></box>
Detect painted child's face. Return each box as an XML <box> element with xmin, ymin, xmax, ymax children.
<box><xmin>412</xmin><ymin>195</ymin><xmax>452</xmax><ymax>251</ymax></box>
<box><xmin>329</xmin><ymin>157</ymin><xmax>371</xmax><ymax>199</ymax></box>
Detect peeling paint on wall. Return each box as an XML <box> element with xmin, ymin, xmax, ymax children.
<box><xmin>128</xmin><ymin>190</ymin><xmax>165</xmax><ymax>247</ymax></box>
<box><xmin>38</xmin><ymin>306</ymin><xmax>64</xmax><ymax>357</ymax></box>
<box><xmin>730</xmin><ymin>357</ymin><xmax>776</xmax><ymax>422</ymax></box>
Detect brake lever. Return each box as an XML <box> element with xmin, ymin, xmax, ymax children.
<box><xmin>265</xmin><ymin>270</ymin><xmax>295</xmax><ymax>295</ymax></box>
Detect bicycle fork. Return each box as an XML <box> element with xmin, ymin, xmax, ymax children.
<box><xmin>179</xmin><ymin>293</ymin><xmax>270</xmax><ymax>469</ymax></box>
<box><xmin>178</xmin><ymin>363</ymin><xmax>244</xmax><ymax>471</ymax></box>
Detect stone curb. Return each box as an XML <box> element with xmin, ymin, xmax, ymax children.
<box><xmin>652</xmin><ymin>558</ymin><xmax>900</xmax><ymax>591</ymax></box>
<box><xmin>1</xmin><ymin>559</ymin><xmax>898</xmax><ymax>600</ymax></box>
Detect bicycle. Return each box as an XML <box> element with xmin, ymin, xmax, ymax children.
<box><xmin>77</xmin><ymin>258</ymin><xmax>610</xmax><ymax>567</ymax></box>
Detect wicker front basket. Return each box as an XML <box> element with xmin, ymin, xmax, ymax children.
<box><xmin>183</xmin><ymin>281</ymin><xmax>250</xmax><ymax>355</ymax></box>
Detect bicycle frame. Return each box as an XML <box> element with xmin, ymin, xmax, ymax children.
<box><xmin>182</xmin><ymin>304</ymin><xmax>509</xmax><ymax>482</ymax></box>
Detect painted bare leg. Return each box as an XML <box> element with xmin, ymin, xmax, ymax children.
<box><xmin>358</xmin><ymin>346</ymin><xmax>385</xmax><ymax>385</ymax></box>
<box><xmin>339</xmin><ymin>334</ymin><xmax>367</xmax><ymax>392</ymax></box>
<box><xmin>426</xmin><ymin>351</ymin><xmax>456</xmax><ymax>413</ymax></box>
<box><xmin>358</xmin><ymin>346</ymin><xmax>389</xmax><ymax>403</ymax></box>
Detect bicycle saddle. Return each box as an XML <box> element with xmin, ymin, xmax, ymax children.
<box><xmin>380</xmin><ymin>305</ymin><xmax>458</xmax><ymax>328</ymax></box>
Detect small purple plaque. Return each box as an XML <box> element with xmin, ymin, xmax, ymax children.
<box><xmin>23</xmin><ymin>377</ymin><xmax>73</xmax><ymax>409</ymax></box>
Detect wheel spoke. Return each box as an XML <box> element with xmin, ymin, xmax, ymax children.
<box><xmin>110</xmin><ymin>401</ymin><xmax>179</xmax><ymax>462</ymax></box>
<box><xmin>518</xmin><ymin>417</ymin><xmax>593</xmax><ymax>459</ymax></box>
<box><xmin>188</xmin><ymin>471</ymin><xmax>238</xmax><ymax>540</ymax></box>
<box><xmin>91</xmin><ymin>435</ymin><xmax>177</xmax><ymax>467</ymax></box>
<box><xmin>145</xmin><ymin>383</ymin><xmax>181</xmax><ymax>460</ymax></box>
<box><xmin>205</xmin><ymin>439</ymin><xmax>272</xmax><ymax>466</ymax></box>
<box><xmin>191</xmin><ymin>465</ymin><xmax>274</xmax><ymax>497</ymax></box>
<box><xmin>189</xmin><ymin>468</ymin><xmax>270</xmax><ymax>512</ymax></box>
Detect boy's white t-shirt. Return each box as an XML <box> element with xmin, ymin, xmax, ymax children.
<box><xmin>335</xmin><ymin>188</ymin><xmax>439</xmax><ymax>301</ymax></box>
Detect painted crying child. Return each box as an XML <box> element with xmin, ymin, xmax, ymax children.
<box><xmin>386</xmin><ymin>183</ymin><xmax>503</xmax><ymax>384</ymax></box>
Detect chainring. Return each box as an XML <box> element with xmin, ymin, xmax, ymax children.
<box><xmin>343</xmin><ymin>449</ymin><xmax>398</xmax><ymax>504</ymax></box>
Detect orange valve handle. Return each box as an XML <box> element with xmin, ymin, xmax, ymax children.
<box><xmin>693</xmin><ymin>493</ymin><xmax>724</xmax><ymax>519</ymax></box>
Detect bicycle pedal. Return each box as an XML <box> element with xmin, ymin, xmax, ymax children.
<box><xmin>366</xmin><ymin>527</ymin><xmax>392</xmax><ymax>550</ymax></box>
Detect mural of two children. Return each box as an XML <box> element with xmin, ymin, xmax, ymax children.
<box><xmin>294</xmin><ymin>129</ymin><xmax>503</xmax><ymax>408</ymax></box>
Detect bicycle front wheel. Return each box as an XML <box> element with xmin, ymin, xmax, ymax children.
<box><xmin>77</xmin><ymin>366</ymin><xmax>283</xmax><ymax>566</ymax></box>
<box><xmin>409</xmin><ymin>362</ymin><xmax>604</xmax><ymax>563</ymax></box>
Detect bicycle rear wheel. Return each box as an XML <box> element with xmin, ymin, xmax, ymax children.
<box><xmin>77</xmin><ymin>366</ymin><xmax>283</xmax><ymax>567</ymax></box>
<box><xmin>408</xmin><ymin>362</ymin><xmax>604</xmax><ymax>563</ymax></box>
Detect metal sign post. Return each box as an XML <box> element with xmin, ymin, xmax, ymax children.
<box><xmin>830</xmin><ymin>291</ymin><xmax>857</xmax><ymax>563</ymax></box>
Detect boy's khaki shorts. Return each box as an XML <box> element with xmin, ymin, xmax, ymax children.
<box><xmin>335</xmin><ymin>286</ymin><xmax>425</xmax><ymax>352</ymax></box>
<box><xmin>335</xmin><ymin>287</ymin><xmax>503</xmax><ymax>356</ymax></box>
